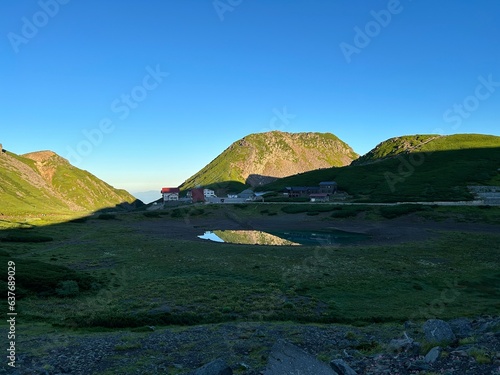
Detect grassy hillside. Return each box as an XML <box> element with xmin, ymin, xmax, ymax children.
<box><xmin>0</xmin><ymin>150</ymin><xmax>139</xmax><ymax>216</ymax></box>
<box><xmin>179</xmin><ymin>131</ymin><xmax>358</xmax><ymax>193</ymax></box>
<box><xmin>353</xmin><ymin>134</ymin><xmax>500</xmax><ymax>165</ymax></box>
<box><xmin>260</xmin><ymin>134</ymin><xmax>500</xmax><ymax>202</ymax></box>
<box><xmin>352</xmin><ymin>134</ymin><xmax>440</xmax><ymax>165</ymax></box>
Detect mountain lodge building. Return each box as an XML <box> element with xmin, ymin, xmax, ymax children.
<box><xmin>161</xmin><ymin>187</ymin><xmax>180</xmax><ymax>201</ymax></box>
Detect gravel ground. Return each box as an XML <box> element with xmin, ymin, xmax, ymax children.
<box><xmin>2</xmin><ymin>316</ymin><xmax>499</xmax><ymax>374</ymax></box>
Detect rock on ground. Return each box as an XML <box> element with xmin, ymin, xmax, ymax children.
<box><xmin>449</xmin><ymin>318</ymin><xmax>473</xmax><ymax>338</ymax></box>
<box><xmin>190</xmin><ymin>358</ymin><xmax>232</xmax><ymax>375</ymax></box>
<box><xmin>423</xmin><ymin>319</ymin><xmax>456</xmax><ymax>344</ymax></box>
<box><xmin>330</xmin><ymin>358</ymin><xmax>358</xmax><ymax>375</ymax></box>
<box><xmin>424</xmin><ymin>346</ymin><xmax>441</xmax><ymax>363</ymax></box>
<box><xmin>263</xmin><ymin>340</ymin><xmax>338</xmax><ymax>375</ymax></box>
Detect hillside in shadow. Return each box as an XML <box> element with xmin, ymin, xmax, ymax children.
<box><xmin>258</xmin><ymin>147</ymin><xmax>500</xmax><ymax>202</ymax></box>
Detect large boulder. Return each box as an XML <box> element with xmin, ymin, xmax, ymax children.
<box><xmin>191</xmin><ymin>358</ymin><xmax>232</xmax><ymax>375</ymax></box>
<box><xmin>449</xmin><ymin>318</ymin><xmax>473</xmax><ymax>338</ymax></box>
<box><xmin>423</xmin><ymin>319</ymin><xmax>456</xmax><ymax>345</ymax></box>
<box><xmin>263</xmin><ymin>340</ymin><xmax>338</xmax><ymax>375</ymax></box>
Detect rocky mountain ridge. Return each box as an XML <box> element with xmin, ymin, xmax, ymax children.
<box><xmin>180</xmin><ymin>131</ymin><xmax>358</xmax><ymax>191</ymax></box>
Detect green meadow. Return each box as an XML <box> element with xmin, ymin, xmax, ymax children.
<box><xmin>1</xmin><ymin>204</ymin><xmax>499</xmax><ymax>332</ymax></box>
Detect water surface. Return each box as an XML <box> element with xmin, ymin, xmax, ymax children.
<box><xmin>198</xmin><ymin>229</ymin><xmax>368</xmax><ymax>246</ymax></box>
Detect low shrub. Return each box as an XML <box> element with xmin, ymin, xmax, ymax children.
<box><xmin>233</xmin><ymin>204</ymin><xmax>248</xmax><ymax>209</ymax></box>
<box><xmin>55</xmin><ymin>280</ymin><xmax>80</xmax><ymax>297</ymax></box>
<box><xmin>97</xmin><ymin>214</ymin><xmax>116</xmax><ymax>220</ymax></box>
<box><xmin>0</xmin><ymin>253</ymin><xmax>93</xmax><ymax>297</ymax></box>
<box><xmin>329</xmin><ymin>206</ymin><xmax>365</xmax><ymax>218</ymax></box>
<box><xmin>379</xmin><ymin>204</ymin><xmax>425</xmax><ymax>219</ymax></box>
<box><xmin>189</xmin><ymin>208</ymin><xmax>205</xmax><ymax>216</ymax></box>
<box><xmin>1</xmin><ymin>234</ymin><xmax>53</xmax><ymax>243</ymax></box>
<box><xmin>143</xmin><ymin>211</ymin><xmax>162</xmax><ymax>218</ymax></box>
<box><xmin>282</xmin><ymin>204</ymin><xmax>345</xmax><ymax>214</ymax></box>
<box><xmin>170</xmin><ymin>209</ymin><xmax>181</xmax><ymax>218</ymax></box>
<box><xmin>69</xmin><ymin>216</ymin><xmax>89</xmax><ymax>223</ymax></box>
<box><xmin>66</xmin><ymin>310</ymin><xmax>225</xmax><ymax>328</ymax></box>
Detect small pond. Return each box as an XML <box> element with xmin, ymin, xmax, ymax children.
<box><xmin>198</xmin><ymin>229</ymin><xmax>368</xmax><ymax>246</ymax></box>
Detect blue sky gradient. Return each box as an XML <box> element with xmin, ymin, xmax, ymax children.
<box><xmin>1</xmin><ymin>0</ymin><xmax>499</xmax><ymax>194</ymax></box>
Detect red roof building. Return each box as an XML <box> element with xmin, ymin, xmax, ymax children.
<box><xmin>161</xmin><ymin>187</ymin><xmax>180</xmax><ymax>194</ymax></box>
<box><xmin>161</xmin><ymin>187</ymin><xmax>180</xmax><ymax>202</ymax></box>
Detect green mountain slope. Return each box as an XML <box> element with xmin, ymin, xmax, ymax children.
<box><xmin>353</xmin><ymin>134</ymin><xmax>500</xmax><ymax>165</ymax></box>
<box><xmin>352</xmin><ymin>134</ymin><xmax>440</xmax><ymax>165</ymax></box>
<box><xmin>179</xmin><ymin>131</ymin><xmax>358</xmax><ymax>192</ymax></box>
<box><xmin>0</xmin><ymin>149</ymin><xmax>138</xmax><ymax>216</ymax></box>
<box><xmin>260</xmin><ymin>134</ymin><xmax>500</xmax><ymax>202</ymax></box>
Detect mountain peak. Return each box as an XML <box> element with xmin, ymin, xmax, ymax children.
<box><xmin>23</xmin><ymin>150</ymin><xmax>64</xmax><ymax>163</ymax></box>
<box><xmin>180</xmin><ymin>131</ymin><xmax>358</xmax><ymax>192</ymax></box>
<box><xmin>1</xmin><ymin>149</ymin><xmax>138</xmax><ymax>216</ymax></box>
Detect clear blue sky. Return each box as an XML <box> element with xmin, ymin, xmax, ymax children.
<box><xmin>1</xmin><ymin>0</ymin><xmax>499</xmax><ymax>194</ymax></box>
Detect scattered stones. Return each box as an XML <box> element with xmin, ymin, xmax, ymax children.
<box><xmin>263</xmin><ymin>340</ymin><xmax>337</xmax><ymax>375</ymax></box>
<box><xmin>424</xmin><ymin>346</ymin><xmax>441</xmax><ymax>363</ymax></box>
<box><xmin>387</xmin><ymin>333</ymin><xmax>420</xmax><ymax>355</ymax></box>
<box><xmin>450</xmin><ymin>349</ymin><xmax>469</xmax><ymax>357</ymax></box>
<box><xmin>406</xmin><ymin>359</ymin><xmax>430</xmax><ymax>371</ymax></box>
<box><xmin>423</xmin><ymin>319</ymin><xmax>456</xmax><ymax>345</ymax></box>
<box><xmin>330</xmin><ymin>358</ymin><xmax>358</xmax><ymax>375</ymax></box>
<box><xmin>8</xmin><ymin>316</ymin><xmax>500</xmax><ymax>374</ymax></box>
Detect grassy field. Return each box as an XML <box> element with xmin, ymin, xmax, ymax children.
<box><xmin>1</xmin><ymin>205</ymin><xmax>499</xmax><ymax>332</ymax></box>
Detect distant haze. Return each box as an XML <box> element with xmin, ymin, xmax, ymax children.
<box><xmin>133</xmin><ymin>190</ymin><xmax>161</xmax><ymax>204</ymax></box>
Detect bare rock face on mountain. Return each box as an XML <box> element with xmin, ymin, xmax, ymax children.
<box><xmin>180</xmin><ymin>131</ymin><xmax>358</xmax><ymax>190</ymax></box>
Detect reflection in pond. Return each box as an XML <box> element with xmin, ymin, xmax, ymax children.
<box><xmin>198</xmin><ymin>229</ymin><xmax>368</xmax><ymax>246</ymax></box>
<box><xmin>199</xmin><ymin>230</ymin><xmax>300</xmax><ymax>246</ymax></box>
